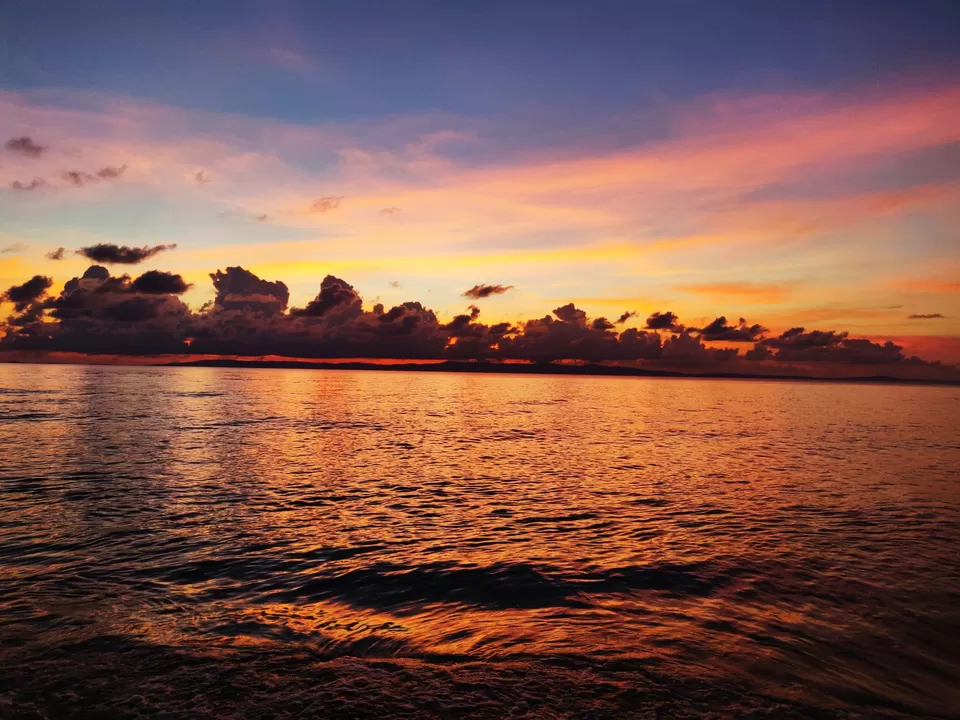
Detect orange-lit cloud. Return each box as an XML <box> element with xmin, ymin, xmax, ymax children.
<box><xmin>676</xmin><ymin>282</ymin><xmax>799</xmax><ymax>304</ymax></box>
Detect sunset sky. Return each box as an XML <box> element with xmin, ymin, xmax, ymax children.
<box><xmin>1</xmin><ymin>0</ymin><xmax>959</xmax><ymax>363</ymax></box>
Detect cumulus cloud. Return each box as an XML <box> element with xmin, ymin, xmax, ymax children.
<box><xmin>553</xmin><ymin>303</ymin><xmax>587</xmax><ymax>325</ymax></box>
<box><xmin>5</xmin><ymin>136</ymin><xmax>45</xmax><ymax>157</ymax></box>
<box><xmin>615</xmin><ymin>310</ymin><xmax>636</xmax><ymax>325</ymax></box>
<box><xmin>697</xmin><ymin>316</ymin><xmax>767</xmax><ymax>342</ymax></box>
<box><xmin>753</xmin><ymin>327</ymin><xmax>908</xmax><ymax>364</ymax></box>
<box><xmin>46</xmin><ymin>247</ymin><xmax>67</xmax><ymax>260</ymax></box>
<box><xmin>308</xmin><ymin>196</ymin><xmax>343</xmax><ymax>213</ymax></box>
<box><xmin>463</xmin><ymin>284</ymin><xmax>513</xmax><ymax>299</ymax></box>
<box><xmin>129</xmin><ymin>271</ymin><xmax>191</xmax><ymax>295</ymax></box>
<box><xmin>907</xmin><ymin>313</ymin><xmax>945</xmax><ymax>319</ymax></box>
<box><xmin>210</xmin><ymin>266</ymin><xmax>289</xmax><ymax>315</ymax></box>
<box><xmin>10</xmin><ymin>178</ymin><xmax>47</xmax><ymax>191</ymax></box>
<box><xmin>290</xmin><ymin>275</ymin><xmax>363</xmax><ymax>319</ymax></box>
<box><xmin>662</xmin><ymin>331</ymin><xmax>738</xmax><ymax>363</ymax></box>
<box><xmin>78</xmin><ymin>243</ymin><xmax>178</xmax><ymax>264</ymax></box>
<box><xmin>645</xmin><ymin>311</ymin><xmax>684</xmax><ymax>332</ymax></box>
<box><xmin>3</xmin><ymin>275</ymin><xmax>53</xmax><ymax>312</ymax></box>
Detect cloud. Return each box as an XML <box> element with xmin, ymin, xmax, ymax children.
<box><xmin>615</xmin><ymin>310</ymin><xmax>636</xmax><ymax>325</ymax></box>
<box><xmin>210</xmin><ymin>266</ymin><xmax>289</xmax><ymax>314</ymax></box>
<box><xmin>195</xmin><ymin>170</ymin><xmax>212</xmax><ymax>184</ymax></box>
<box><xmin>907</xmin><ymin>313</ymin><xmax>945</xmax><ymax>319</ymax></box>
<box><xmin>1</xmin><ymin>244</ymin><xmax>26</xmax><ymax>255</ymax></box>
<box><xmin>46</xmin><ymin>247</ymin><xmax>67</xmax><ymax>260</ymax></box>
<box><xmin>592</xmin><ymin>317</ymin><xmax>615</xmax><ymax>330</ymax></box>
<box><xmin>307</xmin><ymin>196</ymin><xmax>343</xmax><ymax>213</ymax></box>
<box><xmin>78</xmin><ymin>243</ymin><xmax>177</xmax><ymax>264</ymax></box>
<box><xmin>60</xmin><ymin>165</ymin><xmax>127</xmax><ymax>186</ymax></box>
<box><xmin>644</xmin><ymin>311</ymin><xmax>684</xmax><ymax>332</ymax></box>
<box><xmin>3</xmin><ymin>275</ymin><xmax>53</xmax><ymax>312</ymax></box>
<box><xmin>96</xmin><ymin>165</ymin><xmax>127</xmax><ymax>179</ymax></box>
<box><xmin>290</xmin><ymin>275</ymin><xmax>363</xmax><ymax>319</ymax></box>
<box><xmin>129</xmin><ymin>270</ymin><xmax>191</xmax><ymax>295</ymax></box>
<box><xmin>677</xmin><ymin>282</ymin><xmax>796</xmax><ymax>304</ymax></box>
<box><xmin>753</xmin><ymin>327</ymin><xmax>911</xmax><ymax>364</ymax></box>
<box><xmin>380</xmin><ymin>207</ymin><xmax>401</xmax><ymax>215</ymax></box>
<box><xmin>5</xmin><ymin>136</ymin><xmax>45</xmax><ymax>157</ymax></box>
<box><xmin>62</xmin><ymin>171</ymin><xmax>98</xmax><ymax>187</ymax></box>
<box><xmin>553</xmin><ymin>303</ymin><xmax>587</xmax><ymax>325</ymax></box>
<box><xmin>389</xmin><ymin>280</ymin><xmax>400</xmax><ymax>288</ymax></box>
<box><xmin>697</xmin><ymin>316</ymin><xmax>767</xmax><ymax>342</ymax></box>
<box><xmin>10</xmin><ymin>178</ymin><xmax>47</xmax><ymax>191</ymax></box>
<box><xmin>662</xmin><ymin>331</ymin><xmax>738</xmax><ymax>363</ymax></box>
<box><xmin>463</xmin><ymin>284</ymin><xmax>513</xmax><ymax>299</ymax></box>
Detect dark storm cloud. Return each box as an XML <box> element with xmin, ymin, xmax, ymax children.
<box><xmin>697</xmin><ymin>316</ymin><xmax>767</xmax><ymax>342</ymax></box>
<box><xmin>498</xmin><ymin>306</ymin><xmax>663</xmax><ymax>363</ymax></box>
<box><xmin>210</xmin><ymin>266</ymin><xmax>289</xmax><ymax>314</ymax></box>
<box><xmin>290</xmin><ymin>275</ymin><xmax>363</xmax><ymax>319</ymax></box>
<box><xmin>10</xmin><ymin>178</ymin><xmax>47</xmax><ymax>191</ymax></box>
<box><xmin>3</xmin><ymin>275</ymin><xmax>53</xmax><ymax>312</ymax></box>
<box><xmin>78</xmin><ymin>243</ymin><xmax>178</xmax><ymax>264</ymax></box>
<box><xmin>644</xmin><ymin>311</ymin><xmax>684</xmax><ymax>332</ymax></box>
<box><xmin>615</xmin><ymin>310</ymin><xmax>636</xmax><ymax>325</ymax></box>
<box><xmin>5</xmin><ymin>136</ymin><xmax>45</xmax><ymax>157</ymax></box>
<box><xmin>3</xmin><ymin>265</ymin><xmax>193</xmax><ymax>354</ymax></box>
<box><xmin>129</xmin><ymin>271</ymin><xmax>191</xmax><ymax>295</ymax></box>
<box><xmin>907</xmin><ymin>313</ymin><xmax>945</xmax><ymax>319</ymax></box>
<box><xmin>662</xmin><ymin>331</ymin><xmax>738</xmax><ymax>363</ymax></box>
<box><xmin>463</xmin><ymin>284</ymin><xmax>513</xmax><ymax>299</ymax></box>
<box><xmin>46</xmin><ymin>247</ymin><xmax>66</xmax><ymax>260</ymax></box>
<box><xmin>753</xmin><ymin>327</ymin><xmax>909</xmax><ymax>364</ymax></box>
<box><xmin>308</xmin><ymin>196</ymin><xmax>343</xmax><ymax>213</ymax></box>
<box><xmin>552</xmin><ymin>303</ymin><xmax>586</xmax><ymax>324</ymax></box>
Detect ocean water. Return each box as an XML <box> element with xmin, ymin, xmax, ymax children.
<box><xmin>0</xmin><ymin>363</ymin><xmax>958</xmax><ymax>719</ymax></box>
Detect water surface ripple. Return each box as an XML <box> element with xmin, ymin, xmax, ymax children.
<box><xmin>1</xmin><ymin>364</ymin><xmax>959</xmax><ymax>718</ymax></box>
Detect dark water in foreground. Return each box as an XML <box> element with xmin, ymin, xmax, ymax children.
<box><xmin>1</xmin><ymin>364</ymin><xmax>958</xmax><ymax>719</ymax></box>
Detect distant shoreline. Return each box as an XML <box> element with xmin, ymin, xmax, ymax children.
<box><xmin>151</xmin><ymin>357</ymin><xmax>960</xmax><ymax>386</ymax></box>
<box><xmin>2</xmin><ymin>356</ymin><xmax>958</xmax><ymax>386</ymax></box>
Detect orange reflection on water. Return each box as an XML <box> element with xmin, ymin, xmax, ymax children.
<box><xmin>1</xmin><ymin>364</ymin><xmax>959</xmax><ymax>716</ymax></box>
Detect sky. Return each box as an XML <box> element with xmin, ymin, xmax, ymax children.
<box><xmin>1</xmin><ymin>0</ymin><xmax>959</xmax><ymax>368</ymax></box>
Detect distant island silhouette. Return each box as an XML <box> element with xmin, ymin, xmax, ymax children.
<box><xmin>164</xmin><ymin>358</ymin><xmax>960</xmax><ymax>386</ymax></box>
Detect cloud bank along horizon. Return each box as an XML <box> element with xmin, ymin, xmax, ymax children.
<box><xmin>1</xmin><ymin>245</ymin><xmax>957</xmax><ymax>380</ymax></box>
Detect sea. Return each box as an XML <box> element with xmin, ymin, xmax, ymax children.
<box><xmin>1</xmin><ymin>363</ymin><xmax>958</xmax><ymax>719</ymax></box>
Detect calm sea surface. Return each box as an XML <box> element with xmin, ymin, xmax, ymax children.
<box><xmin>1</xmin><ymin>364</ymin><xmax>958</xmax><ymax>719</ymax></box>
